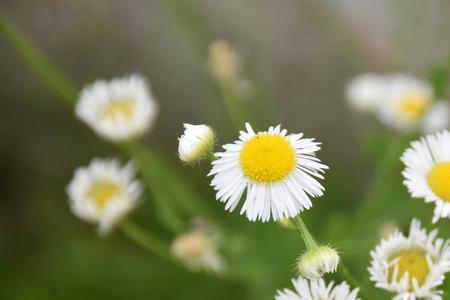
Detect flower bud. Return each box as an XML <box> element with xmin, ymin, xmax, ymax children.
<box><xmin>297</xmin><ymin>246</ymin><xmax>340</xmax><ymax>280</ymax></box>
<box><xmin>208</xmin><ymin>40</ymin><xmax>240</xmax><ymax>83</ymax></box>
<box><xmin>178</xmin><ymin>124</ymin><xmax>214</xmax><ymax>163</ymax></box>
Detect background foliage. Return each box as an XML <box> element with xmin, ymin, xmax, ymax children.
<box><xmin>1</xmin><ymin>1</ymin><xmax>450</xmax><ymax>299</ymax></box>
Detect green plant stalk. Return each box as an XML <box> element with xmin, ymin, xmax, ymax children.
<box><xmin>338</xmin><ymin>263</ymin><xmax>376</xmax><ymax>300</ymax></box>
<box><xmin>0</xmin><ymin>13</ymin><xmax>200</xmax><ymax>233</ymax></box>
<box><xmin>120</xmin><ymin>142</ymin><xmax>185</xmax><ymax>233</ymax></box>
<box><xmin>219</xmin><ymin>80</ymin><xmax>248</xmax><ymax>131</ymax></box>
<box><xmin>119</xmin><ymin>220</ymin><xmax>172</xmax><ymax>261</ymax></box>
<box><xmin>0</xmin><ymin>13</ymin><xmax>77</xmax><ymax>105</ymax></box>
<box><xmin>293</xmin><ymin>215</ymin><xmax>318</xmax><ymax>250</ymax></box>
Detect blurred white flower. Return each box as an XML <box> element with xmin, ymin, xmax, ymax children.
<box><xmin>178</xmin><ymin>123</ymin><xmax>214</xmax><ymax>164</ymax></box>
<box><xmin>209</xmin><ymin>123</ymin><xmax>328</xmax><ymax>222</ymax></box>
<box><xmin>275</xmin><ymin>276</ymin><xmax>360</xmax><ymax>300</ymax></box>
<box><xmin>378</xmin><ymin>75</ymin><xmax>433</xmax><ymax>132</ymax></box>
<box><xmin>369</xmin><ymin>219</ymin><xmax>450</xmax><ymax>299</ymax></box>
<box><xmin>171</xmin><ymin>222</ymin><xmax>225</xmax><ymax>273</ymax></box>
<box><xmin>297</xmin><ymin>245</ymin><xmax>340</xmax><ymax>280</ymax></box>
<box><xmin>401</xmin><ymin>130</ymin><xmax>450</xmax><ymax>223</ymax></box>
<box><xmin>66</xmin><ymin>158</ymin><xmax>142</xmax><ymax>235</ymax></box>
<box><xmin>422</xmin><ymin>101</ymin><xmax>450</xmax><ymax>134</ymax></box>
<box><xmin>346</xmin><ymin>73</ymin><xmax>387</xmax><ymax>113</ymax></box>
<box><xmin>76</xmin><ymin>74</ymin><xmax>158</xmax><ymax>142</ymax></box>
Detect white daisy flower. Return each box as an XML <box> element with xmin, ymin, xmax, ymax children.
<box><xmin>345</xmin><ymin>73</ymin><xmax>387</xmax><ymax>113</ymax></box>
<box><xmin>76</xmin><ymin>74</ymin><xmax>158</xmax><ymax>142</ymax></box>
<box><xmin>275</xmin><ymin>276</ymin><xmax>360</xmax><ymax>300</ymax></box>
<box><xmin>178</xmin><ymin>123</ymin><xmax>215</xmax><ymax>163</ymax></box>
<box><xmin>401</xmin><ymin>130</ymin><xmax>450</xmax><ymax>222</ymax></box>
<box><xmin>66</xmin><ymin>158</ymin><xmax>142</xmax><ymax>235</ymax></box>
<box><xmin>422</xmin><ymin>101</ymin><xmax>450</xmax><ymax>134</ymax></box>
<box><xmin>297</xmin><ymin>246</ymin><xmax>340</xmax><ymax>280</ymax></box>
<box><xmin>368</xmin><ymin>219</ymin><xmax>450</xmax><ymax>299</ymax></box>
<box><xmin>208</xmin><ymin>123</ymin><xmax>328</xmax><ymax>222</ymax></box>
<box><xmin>171</xmin><ymin>222</ymin><xmax>225</xmax><ymax>273</ymax></box>
<box><xmin>378</xmin><ymin>75</ymin><xmax>433</xmax><ymax>132</ymax></box>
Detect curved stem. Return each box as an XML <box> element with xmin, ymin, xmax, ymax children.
<box><xmin>338</xmin><ymin>263</ymin><xmax>376</xmax><ymax>300</ymax></box>
<box><xmin>294</xmin><ymin>215</ymin><xmax>318</xmax><ymax>250</ymax></box>
<box><xmin>119</xmin><ymin>220</ymin><xmax>174</xmax><ymax>262</ymax></box>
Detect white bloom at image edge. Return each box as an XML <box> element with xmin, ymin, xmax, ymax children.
<box><xmin>208</xmin><ymin>123</ymin><xmax>328</xmax><ymax>222</ymax></box>
<box><xmin>76</xmin><ymin>74</ymin><xmax>158</xmax><ymax>142</ymax></box>
<box><xmin>297</xmin><ymin>246</ymin><xmax>340</xmax><ymax>280</ymax></box>
<box><xmin>368</xmin><ymin>219</ymin><xmax>450</xmax><ymax>300</ymax></box>
<box><xmin>275</xmin><ymin>276</ymin><xmax>360</xmax><ymax>300</ymax></box>
<box><xmin>178</xmin><ymin>123</ymin><xmax>214</xmax><ymax>163</ymax></box>
<box><xmin>66</xmin><ymin>158</ymin><xmax>142</xmax><ymax>235</ymax></box>
<box><xmin>401</xmin><ymin>130</ymin><xmax>450</xmax><ymax>223</ymax></box>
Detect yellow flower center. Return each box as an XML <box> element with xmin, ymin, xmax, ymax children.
<box><xmin>240</xmin><ymin>134</ymin><xmax>296</xmax><ymax>182</ymax></box>
<box><xmin>88</xmin><ymin>181</ymin><xmax>121</xmax><ymax>209</ymax></box>
<box><xmin>428</xmin><ymin>162</ymin><xmax>450</xmax><ymax>202</ymax></box>
<box><xmin>389</xmin><ymin>249</ymin><xmax>429</xmax><ymax>288</ymax></box>
<box><xmin>101</xmin><ymin>99</ymin><xmax>135</xmax><ymax>121</ymax></box>
<box><xmin>398</xmin><ymin>90</ymin><xmax>430</xmax><ymax>120</ymax></box>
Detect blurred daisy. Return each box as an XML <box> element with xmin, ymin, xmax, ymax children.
<box><xmin>369</xmin><ymin>219</ymin><xmax>450</xmax><ymax>299</ymax></box>
<box><xmin>378</xmin><ymin>75</ymin><xmax>433</xmax><ymax>131</ymax></box>
<box><xmin>422</xmin><ymin>101</ymin><xmax>450</xmax><ymax>134</ymax></box>
<box><xmin>275</xmin><ymin>276</ymin><xmax>360</xmax><ymax>300</ymax></box>
<box><xmin>76</xmin><ymin>74</ymin><xmax>158</xmax><ymax>142</ymax></box>
<box><xmin>171</xmin><ymin>220</ymin><xmax>225</xmax><ymax>273</ymax></box>
<box><xmin>208</xmin><ymin>123</ymin><xmax>328</xmax><ymax>222</ymax></box>
<box><xmin>401</xmin><ymin>130</ymin><xmax>450</xmax><ymax>222</ymax></box>
<box><xmin>345</xmin><ymin>73</ymin><xmax>387</xmax><ymax>113</ymax></box>
<box><xmin>66</xmin><ymin>158</ymin><xmax>142</xmax><ymax>235</ymax></box>
<box><xmin>178</xmin><ymin>123</ymin><xmax>215</xmax><ymax>164</ymax></box>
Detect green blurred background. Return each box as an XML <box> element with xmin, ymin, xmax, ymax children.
<box><xmin>1</xmin><ymin>0</ymin><xmax>450</xmax><ymax>299</ymax></box>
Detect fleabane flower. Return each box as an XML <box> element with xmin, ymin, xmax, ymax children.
<box><xmin>378</xmin><ymin>75</ymin><xmax>433</xmax><ymax>132</ymax></box>
<box><xmin>369</xmin><ymin>219</ymin><xmax>450</xmax><ymax>299</ymax></box>
<box><xmin>178</xmin><ymin>123</ymin><xmax>215</xmax><ymax>164</ymax></box>
<box><xmin>66</xmin><ymin>158</ymin><xmax>142</xmax><ymax>235</ymax></box>
<box><xmin>345</xmin><ymin>73</ymin><xmax>387</xmax><ymax>113</ymax></box>
<box><xmin>208</xmin><ymin>123</ymin><xmax>328</xmax><ymax>222</ymax></box>
<box><xmin>401</xmin><ymin>130</ymin><xmax>450</xmax><ymax>223</ymax></box>
<box><xmin>171</xmin><ymin>222</ymin><xmax>225</xmax><ymax>273</ymax></box>
<box><xmin>76</xmin><ymin>74</ymin><xmax>158</xmax><ymax>142</ymax></box>
<box><xmin>275</xmin><ymin>276</ymin><xmax>360</xmax><ymax>300</ymax></box>
<box><xmin>297</xmin><ymin>245</ymin><xmax>340</xmax><ymax>280</ymax></box>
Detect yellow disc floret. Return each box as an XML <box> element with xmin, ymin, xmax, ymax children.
<box><xmin>398</xmin><ymin>90</ymin><xmax>430</xmax><ymax>120</ymax></box>
<box><xmin>240</xmin><ymin>134</ymin><xmax>296</xmax><ymax>182</ymax></box>
<box><xmin>88</xmin><ymin>181</ymin><xmax>121</xmax><ymax>209</ymax></box>
<box><xmin>389</xmin><ymin>249</ymin><xmax>429</xmax><ymax>288</ymax></box>
<box><xmin>101</xmin><ymin>99</ymin><xmax>135</xmax><ymax>121</ymax></box>
<box><xmin>428</xmin><ymin>162</ymin><xmax>450</xmax><ymax>202</ymax></box>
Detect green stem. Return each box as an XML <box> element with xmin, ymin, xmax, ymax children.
<box><xmin>0</xmin><ymin>13</ymin><xmax>77</xmax><ymax>105</ymax></box>
<box><xmin>207</xmin><ymin>148</ymin><xmax>217</xmax><ymax>161</ymax></box>
<box><xmin>120</xmin><ymin>142</ymin><xmax>185</xmax><ymax>233</ymax></box>
<box><xmin>338</xmin><ymin>263</ymin><xmax>376</xmax><ymax>300</ymax></box>
<box><xmin>119</xmin><ymin>220</ymin><xmax>172</xmax><ymax>261</ymax></box>
<box><xmin>355</xmin><ymin>134</ymin><xmax>414</xmax><ymax>223</ymax></box>
<box><xmin>219</xmin><ymin>81</ymin><xmax>248</xmax><ymax>131</ymax></box>
<box><xmin>293</xmin><ymin>215</ymin><xmax>318</xmax><ymax>250</ymax></box>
